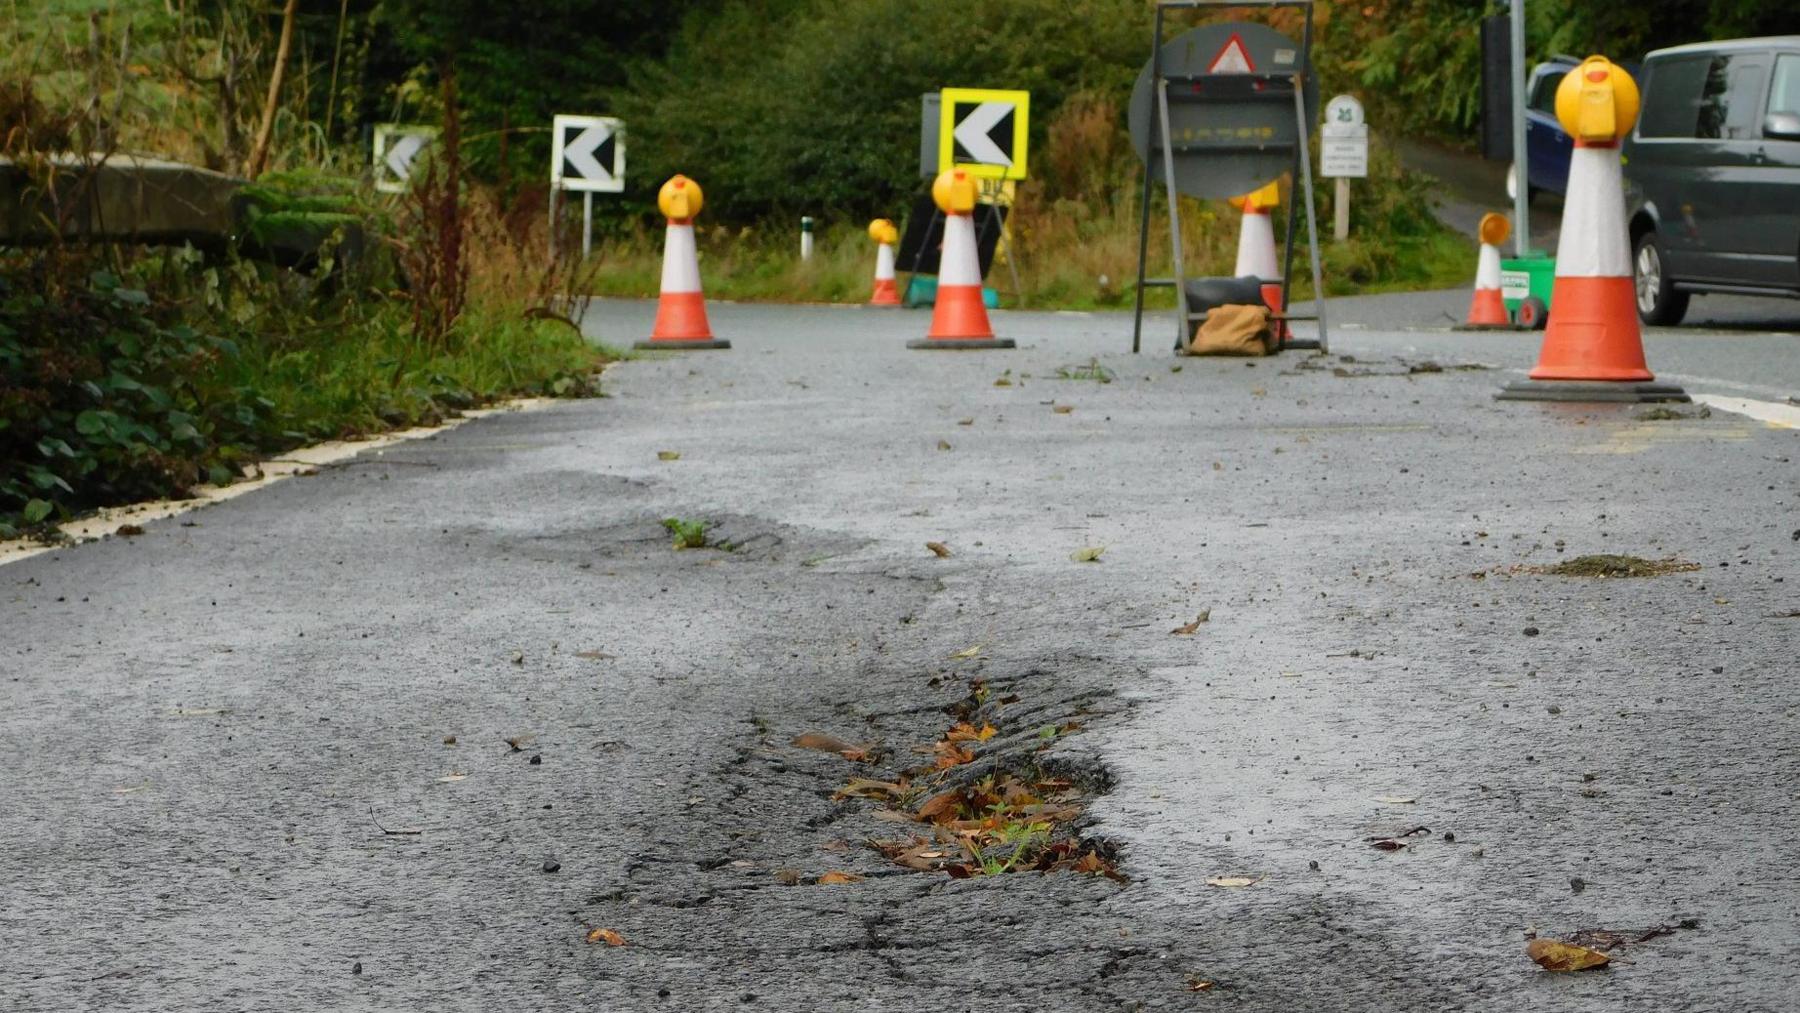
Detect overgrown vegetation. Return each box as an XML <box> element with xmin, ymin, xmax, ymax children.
<box><xmin>1</xmin><ymin>4</ymin><xmax>607</xmax><ymax>536</ymax></box>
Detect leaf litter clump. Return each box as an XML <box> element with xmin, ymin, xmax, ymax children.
<box><xmin>806</xmin><ymin>676</ymin><xmax>1124</xmax><ymax>883</ymax></box>
<box><xmin>1539</xmin><ymin>554</ymin><xmax>1700</xmax><ymax>578</ymax></box>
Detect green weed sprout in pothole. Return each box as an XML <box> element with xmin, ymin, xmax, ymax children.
<box><xmin>661</xmin><ymin>517</ymin><xmax>709</xmax><ymax>550</ymax></box>
<box><xmin>1055</xmin><ymin>357</ymin><xmax>1114</xmax><ymax>383</ymax></box>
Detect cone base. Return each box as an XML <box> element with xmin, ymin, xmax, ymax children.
<box><xmin>1496</xmin><ymin>380</ymin><xmax>1689</xmax><ymax>403</ymax></box>
<box><xmin>634</xmin><ymin>339</ymin><xmax>731</xmax><ymax>350</ymax></box>
<box><xmin>907</xmin><ymin>338</ymin><xmax>1016</xmax><ymax>350</ymax></box>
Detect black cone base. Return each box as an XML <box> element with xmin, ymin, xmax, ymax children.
<box><xmin>906</xmin><ymin>337</ymin><xmax>1016</xmax><ymax>350</ymax></box>
<box><xmin>1496</xmin><ymin>380</ymin><xmax>1689</xmax><ymax>403</ymax></box>
<box><xmin>634</xmin><ymin>339</ymin><xmax>731</xmax><ymax>350</ymax></box>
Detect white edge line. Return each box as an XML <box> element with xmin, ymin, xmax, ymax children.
<box><xmin>1691</xmin><ymin>394</ymin><xmax>1800</xmax><ymax>430</ymax></box>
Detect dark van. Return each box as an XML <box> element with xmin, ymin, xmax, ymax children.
<box><xmin>1623</xmin><ymin>37</ymin><xmax>1800</xmax><ymax>324</ymax></box>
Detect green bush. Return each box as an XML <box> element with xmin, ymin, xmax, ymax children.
<box><xmin>0</xmin><ymin>260</ymin><xmax>274</xmax><ymax>534</ymax></box>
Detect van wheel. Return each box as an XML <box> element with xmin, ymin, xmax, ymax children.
<box><xmin>1633</xmin><ymin>232</ymin><xmax>1689</xmax><ymax>325</ymax></box>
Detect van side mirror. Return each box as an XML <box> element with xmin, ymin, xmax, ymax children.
<box><xmin>1766</xmin><ymin>112</ymin><xmax>1800</xmax><ymax>141</ymax></box>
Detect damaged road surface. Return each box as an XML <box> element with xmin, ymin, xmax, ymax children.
<box><xmin>4</xmin><ymin>300</ymin><xmax>1798</xmax><ymax>1011</ymax></box>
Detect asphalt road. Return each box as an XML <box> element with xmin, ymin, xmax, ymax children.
<box><xmin>4</xmin><ymin>297</ymin><xmax>1797</xmax><ymax>1010</ymax></box>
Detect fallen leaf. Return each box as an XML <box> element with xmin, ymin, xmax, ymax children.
<box><xmin>1373</xmin><ymin>796</ymin><xmax>1418</xmax><ymax>805</ymax></box>
<box><xmin>1053</xmin><ymin>404</ymin><xmax>1073</xmax><ymax>414</ymax></box>
<box><xmin>585</xmin><ymin>928</ymin><xmax>626</xmax><ymax>946</ymax></box>
<box><xmin>1369</xmin><ymin>838</ymin><xmax>1406</xmax><ymax>851</ymax></box>
<box><xmin>1187</xmin><ymin>978</ymin><xmax>1216</xmax><ymax>992</ymax></box>
<box><xmin>957</xmin><ymin>417</ymin><xmax>975</xmax><ymax>426</ymax></box>
<box><xmin>1070</xmin><ymin>546</ymin><xmax>1106</xmax><ymax>562</ymax></box>
<box><xmin>994</xmin><ymin>377</ymin><xmax>1012</xmax><ymax>387</ymax></box>
<box><xmin>1526</xmin><ymin>938</ymin><xmax>1610</xmax><ymax>971</ymax></box>
<box><xmin>657</xmin><ymin>451</ymin><xmax>681</xmax><ymax>461</ymax></box>
<box><xmin>948</xmin><ymin>644</ymin><xmax>983</xmax><ymax>659</ymax></box>
<box><xmin>915</xmin><ymin>788</ymin><xmax>966</xmax><ymax>823</ymax></box>
<box><xmin>574</xmin><ymin>650</ymin><xmax>615</xmax><ymax>660</ymax></box>
<box><xmin>792</xmin><ymin>731</ymin><xmax>856</xmax><ymax>752</ymax></box>
<box><xmin>925</xmin><ymin>541</ymin><xmax>951</xmax><ymax>558</ymax></box>
<box><xmin>773</xmin><ymin>869</ymin><xmax>803</xmax><ymax>885</ymax></box>
<box><xmin>833</xmin><ymin>778</ymin><xmax>905</xmax><ymax>801</ymax></box>
<box><xmin>1171</xmin><ymin>610</ymin><xmax>1212</xmax><ymax>635</ymax></box>
<box><xmin>438</xmin><ymin>773</ymin><xmax>468</xmax><ymax>782</ymax></box>
<box><xmin>817</xmin><ymin>871</ymin><xmax>864</xmax><ymax>885</ymax></box>
<box><xmin>1205</xmin><ymin>876</ymin><xmax>1262</xmax><ymax>887</ymax></box>
<box><xmin>937</xmin><ymin>439</ymin><xmax>952</xmax><ymax>451</ymax></box>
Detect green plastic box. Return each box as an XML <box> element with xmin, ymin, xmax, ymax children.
<box><xmin>1500</xmin><ymin>254</ymin><xmax>1555</xmax><ymax>329</ymax></box>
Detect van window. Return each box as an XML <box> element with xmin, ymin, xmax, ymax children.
<box><xmin>1697</xmin><ymin>54</ymin><xmax>1767</xmax><ymax>140</ymax></box>
<box><xmin>1771</xmin><ymin>53</ymin><xmax>1800</xmax><ymax>116</ymax></box>
<box><xmin>1639</xmin><ymin>56</ymin><xmax>1709</xmax><ymax>138</ymax></box>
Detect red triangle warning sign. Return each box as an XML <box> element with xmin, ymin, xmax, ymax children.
<box><xmin>1207</xmin><ymin>33</ymin><xmax>1255</xmax><ymax>74</ymax></box>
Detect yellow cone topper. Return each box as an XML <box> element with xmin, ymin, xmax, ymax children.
<box><xmin>658</xmin><ymin>175</ymin><xmax>703</xmax><ymax>221</ymax></box>
<box><xmin>1555</xmin><ymin>56</ymin><xmax>1640</xmax><ymax>145</ymax></box>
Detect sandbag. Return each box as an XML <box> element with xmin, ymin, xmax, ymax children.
<box><xmin>1181</xmin><ymin>303</ymin><xmax>1274</xmax><ymax>356</ymax></box>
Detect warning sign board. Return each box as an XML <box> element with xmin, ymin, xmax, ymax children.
<box><xmin>938</xmin><ymin>88</ymin><xmax>1030</xmax><ymax>181</ymax></box>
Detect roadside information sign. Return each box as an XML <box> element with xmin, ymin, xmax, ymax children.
<box><xmin>1320</xmin><ymin>95</ymin><xmax>1368</xmax><ymax>178</ymax></box>
<box><xmin>372</xmin><ymin>125</ymin><xmax>436</xmax><ymax>194</ymax></box>
<box><xmin>938</xmin><ymin>88</ymin><xmax>1030</xmax><ymax>180</ymax></box>
<box><xmin>551</xmin><ymin>115</ymin><xmax>625</xmax><ymax>193</ymax></box>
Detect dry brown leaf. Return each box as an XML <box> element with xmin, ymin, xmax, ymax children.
<box><xmin>1526</xmin><ymin>938</ymin><xmax>1611</xmax><ymax>971</ymax></box>
<box><xmin>1171</xmin><ymin>610</ymin><xmax>1212</xmax><ymax>635</ymax></box>
<box><xmin>1187</xmin><ymin>978</ymin><xmax>1217</xmax><ymax>992</ymax></box>
<box><xmin>817</xmin><ymin>871</ymin><xmax>864</xmax><ymax>885</ymax></box>
<box><xmin>574</xmin><ymin>650</ymin><xmax>615</xmax><ymax>660</ymax></box>
<box><xmin>833</xmin><ymin>778</ymin><xmax>905</xmax><ymax>801</ymax></box>
<box><xmin>937</xmin><ymin>439</ymin><xmax>952</xmax><ymax>451</ymax></box>
<box><xmin>915</xmin><ymin>788</ymin><xmax>965</xmax><ymax>823</ymax></box>
<box><xmin>958</xmin><ymin>417</ymin><xmax>975</xmax><ymax>426</ymax></box>
<box><xmin>1205</xmin><ymin>876</ymin><xmax>1262</xmax><ymax>887</ymax></box>
<box><xmin>585</xmin><ymin>928</ymin><xmax>626</xmax><ymax>946</ymax></box>
<box><xmin>925</xmin><ymin>541</ymin><xmax>951</xmax><ymax>558</ymax></box>
<box><xmin>773</xmin><ymin>869</ymin><xmax>803</xmax><ymax>885</ymax></box>
<box><xmin>1053</xmin><ymin>404</ymin><xmax>1073</xmax><ymax>414</ymax></box>
<box><xmin>792</xmin><ymin>731</ymin><xmax>862</xmax><ymax>756</ymax></box>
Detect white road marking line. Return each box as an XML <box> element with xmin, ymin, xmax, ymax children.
<box><xmin>1691</xmin><ymin>394</ymin><xmax>1800</xmax><ymax>429</ymax></box>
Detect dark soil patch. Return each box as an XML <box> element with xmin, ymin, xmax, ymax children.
<box><xmin>1539</xmin><ymin>554</ymin><xmax>1700</xmax><ymax>578</ymax></box>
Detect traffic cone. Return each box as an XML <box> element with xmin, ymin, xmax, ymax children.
<box><xmin>1230</xmin><ymin>182</ymin><xmax>1290</xmax><ymax>343</ymax></box>
<box><xmin>868</xmin><ymin>218</ymin><xmax>901</xmax><ymax>306</ymax></box>
<box><xmin>908</xmin><ymin>169</ymin><xmax>1014</xmax><ymax>350</ymax></box>
<box><xmin>635</xmin><ymin>175</ymin><xmax>729</xmax><ymax>351</ymax></box>
<box><xmin>1500</xmin><ymin>57</ymin><xmax>1684</xmax><ymax>402</ymax></box>
<box><xmin>1460</xmin><ymin>212</ymin><xmax>1512</xmax><ymax>329</ymax></box>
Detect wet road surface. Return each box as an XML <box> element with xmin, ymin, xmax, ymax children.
<box><xmin>4</xmin><ymin>298</ymin><xmax>1797</xmax><ymax>1010</ymax></box>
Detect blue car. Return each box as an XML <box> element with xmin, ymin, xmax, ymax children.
<box><xmin>1509</xmin><ymin>57</ymin><xmax>1578</xmax><ymax>202</ymax></box>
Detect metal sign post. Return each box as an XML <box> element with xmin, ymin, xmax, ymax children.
<box><xmin>1508</xmin><ymin>0</ymin><xmax>1530</xmax><ymax>257</ymax></box>
<box><xmin>1128</xmin><ymin>2</ymin><xmax>1327</xmax><ymax>354</ymax></box>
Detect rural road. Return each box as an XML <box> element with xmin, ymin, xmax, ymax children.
<box><xmin>4</xmin><ymin>296</ymin><xmax>1798</xmax><ymax>1010</ymax></box>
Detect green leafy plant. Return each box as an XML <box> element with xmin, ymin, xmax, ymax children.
<box><xmin>662</xmin><ymin>517</ymin><xmax>708</xmax><ymax>550</ymax></box>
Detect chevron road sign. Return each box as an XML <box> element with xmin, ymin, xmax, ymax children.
<box><xmin>551</xmin><ymin>115</ymin><xmax>625</xmax><ymax>193</ymax></box>
<box><xmin>372</xmin><ymin>125</ymin><xmax>436</xmax><ymax>194</ymax></box>
<box><xmin>938</xmin><ymin>88</ymin><xmax>1030</xmax><ymax>180</ymax></box>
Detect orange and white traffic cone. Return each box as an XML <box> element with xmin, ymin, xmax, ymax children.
<box><xmin>1460</xmin><ymin>212</ymin><xmax>1512</xmax><ymax>328</ymax></box>
<box><xmin>868</xmin><ymin>218</ymin><xmax>901</xmax><ymax>306</ymax></box>
<box><xmin>635</xmin><ymin>175</ymin><xmax>729</xmax><ymax>351</ymax></box>
<box><xmin>1230</xmin><ymin>181</ymin><xmax>1290</xmax><ymax>343</ymax></box>
<box><xmin>1500</xmin><ymin>56</ymin><xmax>1684</xmax><ymax>402</ymax></box>
<box><xmin>907</xmin><ymin>169</ymin><xmax>1014</xmax><ymax>350</ymax></box>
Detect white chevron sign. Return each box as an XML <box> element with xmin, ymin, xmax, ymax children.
<box><xmin>372</xmin><ymin>125</ymin><xmax>436</xmax><ymax>194</ymax></box>
<box><xmin>552</xmin><ymin>115</ymin><xmax>625</xmax><ymax>193</ymax></box>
